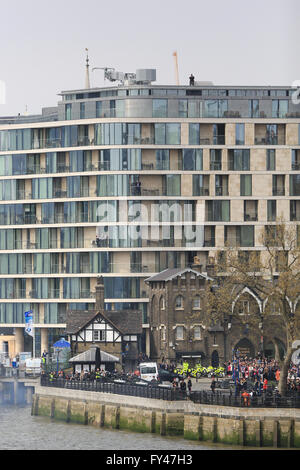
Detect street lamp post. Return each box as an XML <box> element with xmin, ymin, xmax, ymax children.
<box><xmin>259</xmin><ymin>315</ymin><xmax>264</xmax><ymax>356</ymax></box>
<box><xmin>232</xmin><ymin>348</ymin><xmax>240</xmax><ymax>397</ymax></box>
<box><xmin>224</xmin><ymin>314</ymin><xmax>232</xmax><ymax>363</ymax></box>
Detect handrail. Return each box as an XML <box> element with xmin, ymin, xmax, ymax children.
<box><xmin>40</xmin><ymin>375</ymin><xmax>186</xmax><ymax>401</ymax></box>
<box><xmin>39</xmin><ymin>375</ymin><xmax>300</xmax><ymax>408</ymax></box>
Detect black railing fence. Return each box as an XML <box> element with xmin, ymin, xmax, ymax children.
<box><xmin>190</xmin><ymin>390</ymin><xmax>300</xmax><ymax>408</ymax></box>
<box><xmin>40</xmin><ymin>376</ymin><xmax>300</xmax><ymax>407</ymax></box>
<box><xmin>40</xmin><ymin>375</ymin><xmax>186</xmax><ymax>401</ymax></box>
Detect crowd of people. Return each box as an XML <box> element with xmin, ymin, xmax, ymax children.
<box><xmin>43</xmin><ymin>368</ymin><xmax>125</xmax><ymax>383</ymax></box>
<box><xmin>41</xmin><ymin>353</ymin><xmax>300</xmax><ymax>400</ymax></box>
<box><xmin>221</xmin><ymin>356</ymin><xmax>300</xmax><ymax>395</ymax></box>
<box><xmin>157</xmin><ymin>356</ymin><xmax>300</xmax><ymax>397</ymax></box>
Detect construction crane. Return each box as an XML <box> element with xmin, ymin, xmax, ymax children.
<box><xmin>173</xmin><ymin>51</ymin><xmax>179</xmax><ymax>86</ymax></box>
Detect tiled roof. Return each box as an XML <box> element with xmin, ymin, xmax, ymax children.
<box><xmin>105</xmin><ymin>310</ymin><xmax>142</xmax><ymax>335</ymax></box>
<box><xmin>65</xmin><ymin>310</ymin><xmax>98</xmax><ymax>335</ymax></box>
<box><xmin>69</xmin><ymin>346</ymin><xmax>119</xmax><ymax>364</ymax></box>
<box><xmin>145</xmin><ymin>267</ymin><xmax>213</xmax><ymax>282</ymax></box>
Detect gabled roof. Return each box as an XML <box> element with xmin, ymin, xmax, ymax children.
<box><xmin>65</xmin><ymin>310</ymin><xmax>100</xmax><ymax>335</ymax></box>
<box><xmin>66</xmin><ymin>309</ymin><xmax>142</xmax><ymax>336</ymax></box>
<box><xmin>145</xmin><ymin>267</ymin><xmax>213</xmax><ymax>283</ymax></box>
<box><xmin>105</xmin><ymin>310</ymin><xmax>142</xmax><ymax>335</ymax></box>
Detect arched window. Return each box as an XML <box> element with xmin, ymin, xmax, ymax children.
<box><xmin>159</xmin><ymin>296</ymin><xmax>165</xmax><ymax>310</ymax></box>
<box><xmin>175</xmin><ymin>295</ymin><xmax>184</xmax><ymax>309</ymax></box>
<box><xmin>237</xmin><ymin>299</ymin><xmax>250</xmax><ymax>315</ymax></box>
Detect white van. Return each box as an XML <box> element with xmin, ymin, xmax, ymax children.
<box><xmin>25</xmin><ymin>358</ymin><xmax>41</xmax><ymax>376</ymax></box>
<box><xmin>139</xmin><ymin>362</ymin><xmax>158</xmax><ymax>382</ymax></box>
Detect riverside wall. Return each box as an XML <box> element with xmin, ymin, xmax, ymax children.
<box><xmin>32</xmin><ymin>385</ymin><xmax>300</xmax><ymax>448</ymax></box>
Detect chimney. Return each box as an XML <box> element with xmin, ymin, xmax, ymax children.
<box><xmin>191</xmin><ymin>255</ymin><xmax>202</xmax><ymax>273</ymax></box>
<box><xmin>95</xmin><ymin>276</ymin><xmax>104</xmax><ymax>310</ymax></box>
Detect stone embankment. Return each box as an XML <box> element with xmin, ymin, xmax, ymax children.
<box><xmin>32</xmin><ymin>384</ymin><xmax>300</xmax><ymax>448</ymax></box>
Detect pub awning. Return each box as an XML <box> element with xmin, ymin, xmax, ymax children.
<box><xmin>69</xmin><ymin>346</ymin><xmax>119</xmax><ymax>365</ymax></box>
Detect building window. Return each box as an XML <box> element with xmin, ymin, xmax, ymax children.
<box><xmin>290</xmin><ymin>200</ymin><xmax>300</xmax><ymax>221</ymax></box>
<box><xmin>228</xmin><ymin>149</ymin><xmax>250</xmax><ymax>171</ymax></box>
<box><xmin>238</xmin><ymin>300</ymin><xmax>250</xmax><ymax>315</ymax></box>
<box><xmin>189</xmin><ymin>123</ymin><xmax>200</xmax><ymax>145</ymax></box>
<box><xmin>153</xmin><ymin>99</ymin><xmax>168</xmax><ymax>118</ymax></box>
<box><xmin>266</xmin><ymin>149</ymin><xmax>276</xmax><ymax>171</ymax></box>
<box><xmin>224</xmin><ymin>226</ymin><xmax>254</xmax><ymax>247</ymax></box>
<box><xmin>182</xmin><ymin>149</ymin><xmax>203</xmax><ymax>171</ymax></box>
<box><xmin>248</xmin><ymin>99</ymin><xmax>259</xmax><ymax>118</ymax></box>
<box><xmin>204</xmin><ymin>100</ymin><xmax>228</xmax><ymax>118</ymax></box>
<box><xmin>235</xmin><ymin>124</ymin><xmax>245</xmax><ymax>145</ymax></box>
<box><xmin>178</xmin><ymin>100</ymin><xmax>188</xmax><ymax>118</ymax></box>
<box><xmin>290</xmin><ymin>175</ymin><xmax>300</xmax><ymax>196</ymax></box>
<box><xmin>210</xmin><ymin>149</ymin><xmax>222</xmax><ymax>170</ymax></box>
<box><xmin>272</xmin><ymin>100</ymin><xmax>288</xmax><ymax>118</ymax></box>
<box><xmin>93</xmin><ymin>329</ymin><xmax>106</xmax><ymax>342</ymax></box>
<box><xmin>273</xmin><ymin>175</ymin><xmax>285</xmax><ymax>196</ymax></box>
<box><xmin>175</xmin><ymin>295</ymin><xmax>184</xmax><ymax>309</ymax></box>
<box><xmin>240</xmin><ymin>226</ymin><xmax>254</xmax><ymax>247</ymax></box>
<box><xmin>240</xmin><ymin>175</ymin><xmax>252</xmax><ymax>196</ymax></box>
<box><xmin>154</xmin><ymin>123</ymin><xmax>181</xmax><ymax>145</ymax></box>
<box><xmin>65</xmin><ymin>104</ymin><xmax>72</xmax><ymax>120</ymax></box>
<box><xmin>194</xmin><ymin>326</ymin><xmax>201</xmax><ymax>340</ymax></box>
<box><xmin>291</xmin><ymin>149</ymin><xmax>300</xmax><ymax>171</ymax></box>
<box><xmin>268</xmin><ymin>200</ymin><xmax>277</xmax><ymax>221</ymax></box>
<box><xmin>176</xmin><ymin>326</ymin><xmax>184</xmax><ymax>340</ymax></box>
<box><xmin>193</xmin><ymin>296</ymin><xmax>201</xmax><ymax>309</ymax></box>
<box><xmin>80</xmin><ymin>102</ymin><xmax>85</xmax><ymax>119</ymax></box>
<box><xmin>192</xmin><ymin>174</ymin><xmax>209</xmax><ymax>196</ymax></box>
<box><xmin>96</xmin><ymin>101</ymin><xmax>103</xmax><ymax>118</ymax></box>
<box><xmin>206</xmin><ymin>200</ymin><xmax>230</xmax><ymax>222</ymax></box>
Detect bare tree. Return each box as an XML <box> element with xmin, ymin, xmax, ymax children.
<box><xmin>200</xmin><ymin>221</ymin><xmax>300</xmax><ymax>394</ymax></box>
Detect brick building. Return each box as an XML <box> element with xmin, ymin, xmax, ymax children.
<box><xmin>146</xmin><ymin>266</ymin><xmax>287</xmax><ymax>366</ymax></box>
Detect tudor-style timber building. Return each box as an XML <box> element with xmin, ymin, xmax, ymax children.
<box><xmin>0</xmin><ymin>63</ymin><xmax>300</xmax><ymax>360</ymax></box>
<box><xmin>65</xmin><ymin>277</ymin><xmax>142</xmax><ymax>371</ymax></box>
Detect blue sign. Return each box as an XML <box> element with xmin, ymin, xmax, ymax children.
<box><xmin>24</xmin><ymin>310</ymin><xmax>34</xmax><ymax>337</ymax></box>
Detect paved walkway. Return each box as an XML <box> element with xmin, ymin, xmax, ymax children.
<box><xmin>162</xmin><ymin>377</ymin><xmax>229</xmax><ymax>391</ymax></box>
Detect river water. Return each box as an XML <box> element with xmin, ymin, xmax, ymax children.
<box><xmin>0</xmin><ymin>404</ymin><xmax>241</xmax><ymax>451</ymax></box>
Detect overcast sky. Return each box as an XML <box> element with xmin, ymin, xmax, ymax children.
<box><xmin>1</xmin><ymin>0</ymin><xmax>299</xmax><ymax>116</ymax></box>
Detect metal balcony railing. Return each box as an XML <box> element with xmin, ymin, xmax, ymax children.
<box><xmin>215</xmin><ymin>187</ymin><xmax>228</xmax><ymax>196</ymax></box>
<box><xmin>255</xmin><ymin>135</ymin><xmax>285</xmax><ymax>145</ymax></box>
<box><xmin>244</xmin><ymin>214</ymin><xmax>258</xmax><ymax>221</ymax></box>
<box><xmin>210</xmin><ymin>162</ymin><xmax>222</xmax><ymax>171</ymax></box>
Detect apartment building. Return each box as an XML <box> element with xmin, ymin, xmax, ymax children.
<box><xmin>0</xmin><ymin>67</ymin><xmax>299</xmax><ymax>357</ymax></box>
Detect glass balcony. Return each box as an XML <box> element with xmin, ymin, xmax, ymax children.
<box><xmin>215</xmin><ymin>187</ymin><xmax>228</xmax><ymax>196</ymax></box>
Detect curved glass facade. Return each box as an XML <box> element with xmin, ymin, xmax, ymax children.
<box><xmin>0</xmin><ymin>81</ymin><xmax>299</xmax><ymax>360</ymax></box>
